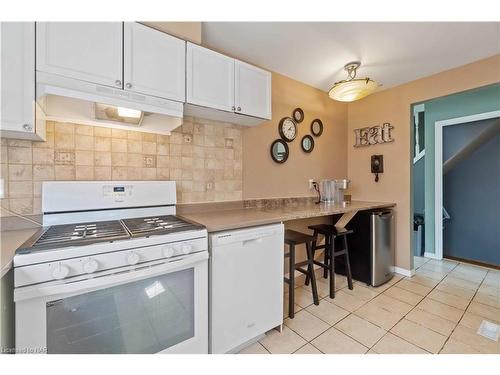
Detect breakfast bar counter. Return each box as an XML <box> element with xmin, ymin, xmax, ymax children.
<box><xmin>180</xmin><ymin>200</ymin><xmax>396</xmax><ymax>232</ymax></box>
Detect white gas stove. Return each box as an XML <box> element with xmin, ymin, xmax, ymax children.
<box><xmin>14</xmin><ymin>181</ymin><xmax>208</xmax><ymax>354</ymax></box>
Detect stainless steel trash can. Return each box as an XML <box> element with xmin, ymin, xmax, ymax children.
<box><xmin>371</xmin><ymin>210</ymin><xmax>395</xmax><ymax>286</ymax></box>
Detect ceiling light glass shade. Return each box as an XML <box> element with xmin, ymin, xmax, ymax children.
<box><xmin>328</xmin><ymin>78</ymin><xmax>378</xmax><ymax>102</ymax></box>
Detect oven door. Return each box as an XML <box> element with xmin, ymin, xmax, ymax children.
<box><xmin>14</xmin><ymin>252</ymin><xmax>208</xmax><ymax>354</ymax></box>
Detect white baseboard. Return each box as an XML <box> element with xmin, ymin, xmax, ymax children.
<box><xmin>393</xmin><ymin>266</ymin><xmax>415</xmax><ymax>277</ymax></box>
<box><xmin>424</xmin><ymin>252</ymin><xmax>441</xmax><ymax>260</ymax></box>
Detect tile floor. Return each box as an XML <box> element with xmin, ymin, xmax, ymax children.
<box><xmin>238</xmin><ymin>257</ymin><xmax>500</xmax><ymax>354</ymax></box>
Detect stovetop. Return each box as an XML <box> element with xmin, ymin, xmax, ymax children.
<box><xmin>17</xmin><ymin>215</ymin><xmax>205</xmax><ymax>254</ymax></box>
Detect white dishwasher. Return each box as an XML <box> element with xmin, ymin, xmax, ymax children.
<box><xmin>209</xmin><ymin>223</ymin><xmax>284</xmax><ymax>354</ymax></box>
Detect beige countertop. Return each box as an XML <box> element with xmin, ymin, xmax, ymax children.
<box><xmin>1</xmin><ymin>228</ymin><xmax>38</xmax><ymax>278</ymax></box>
<box><xmin>181</xmin><ymin>200</ymin><xmax>395</xmax><ymax>232</ymax></box>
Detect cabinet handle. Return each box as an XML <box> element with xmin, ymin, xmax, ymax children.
<box><xmin>237</xmin><ymin>107</ymin><xmax>241</xmax><ymax>111</ymax></box>
<box><xmin>22</xmin><ymin>123</ymin><xmax>32</xmax><ymax>131</ymax></box>
<box><xmin>231</xmin><ymin>106</ymin><xmax>235</xmax><ymax>111</ymax></box>
<box><xmin>126</xmin><ymin>83</ymin><xmax>132</xmax><ymax>89</ymax></box>
<box><xmin>115</xmin><ymin>80</ymin><xmax>122</xmax><ymax>87</ymax></box>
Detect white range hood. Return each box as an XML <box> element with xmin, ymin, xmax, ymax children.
<box><xmin>36</xmin><ymin>71</ymin><xmax>183</xmax><ymax>134</ymax></box>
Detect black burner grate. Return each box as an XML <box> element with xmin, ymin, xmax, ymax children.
<box><xmin>121</xmin><ymin>215</ymin><xmax>203</xmax><ymax>237</ymax></box>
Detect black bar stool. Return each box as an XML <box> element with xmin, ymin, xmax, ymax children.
<box><xmin>284</xmin><ymin>229</ymin><xmax>320</xmax><ymax>318</ymax></box>
<box><xmin>306</xmin><ymin>224</ymin><xmax>354</xmax><ymax>298</ymax></box>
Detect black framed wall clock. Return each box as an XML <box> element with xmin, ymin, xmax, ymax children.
<box><xmin>292</xmin><ymin>108</ymin><xmax>304</xmax><ymax>123</ymax></box>
<box><xmin>278</xmin><ymin>117</ymin><xmax>297</xmax><ymax>142</ymax></box>
<box><xmin>301</xmin><ymin>135</ymin><xmax>314</xmax><ymax>153</ymax></box>
<box><xmin>270</xmin><ymin>139</ymin><xmax>289</xmax><ymax>163</ymax></box>
<box><xmin>311</xmin><ymin>119</ymin><xmax>323</xmax><ymax>137</ymax></box>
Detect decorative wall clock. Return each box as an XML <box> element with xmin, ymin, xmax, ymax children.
<box><xmin>292</xmin><ymin>108</ymin><xmax>304</xmax><ymax>123</ymax></box>
<box><xmin>311</xmin><ymin>119</ymin><xmax>323</xmax><ymax>137</ymax></box>
<box><xmin>278</xmin><ymin>117</ymin><xmax>297</xmax><ymax>142</ymax></box>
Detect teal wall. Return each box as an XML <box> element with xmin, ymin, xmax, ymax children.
<box><xmin>422</xmin><ymin>83</ymin><xmax>500</xmax><ymax>254</ymax></box>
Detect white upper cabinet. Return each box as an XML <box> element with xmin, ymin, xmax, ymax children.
<box><xmin>124</xmin><ymin>23</ymin><xmax>185</xmax><ymax>102</ymax></box>
<box><xmin>36</xmin><ymin>22</ymin><xmax>123</xmax><ymax>88</ymax></box>
<box><xmin>235</xmin><ymin>60</ymin><xmax>272</xmax><ymax>119</ymax></box>
<box><xmin>0</xmin><ymin>22</ymin><xmax>44</xmax><ymax>140</ymax></box>
<box><xmin>186</xmin><ymin>43</ymin><xmax>235</xmax><ymax>112</ymax></box>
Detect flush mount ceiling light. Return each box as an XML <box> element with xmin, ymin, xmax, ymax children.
<box><xmin>328</xmin><ymin>61</ymin><xmax>378</xmax><ymax>102</ymax></box>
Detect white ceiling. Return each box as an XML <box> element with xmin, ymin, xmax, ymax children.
<box><xmin>202</xmin><ymin>22</ymin><xmax>500</xmax><ymax>92</ymax></box>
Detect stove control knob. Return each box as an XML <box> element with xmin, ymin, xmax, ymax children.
<box><xmin>163</xmin><ymin>246</ymin><xmax>175</xmax><ymax>258</ymax></box>
<box><xmin>52</xmin><ymin>263</ymin><xmax>70</xmax><ymax>280</ymax></box>
<box><xmin>127</xmin><ymin>252</ymin><xmax>140</xmax><ymax>265</ymax></box>
<box><xmin>181</xmin><ymin>244</ymin><xmax>192</xmax><ymax>255</ymax></box>
<box><xmin>83</xmin><ymin>259</ymin><xmax>99</xmax><ymax>274</ymax></box>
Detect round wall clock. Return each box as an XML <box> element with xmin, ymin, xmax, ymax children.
<box><xmin>292</xmin><ymin>108</ymin><xmax>304</xmax><ymax>123</ymax></box>
<box><xmin>311</xmin><ymin>119</ymin><xmax>323</xmax><ymax>137</ymax></box>
<box><xmin>279</xmin><ymin>117</ymin><xmax>297</xmax><ymax>142</ymax></box>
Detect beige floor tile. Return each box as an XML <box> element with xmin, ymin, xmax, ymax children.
<box><xmin>414</xmin><ymin>256</ymin><xmax>430</xmax><ymax>268</ymax></box>
<box><xmin>473</xmin><ymin>288</ymin><xmax>500</xmax><ymax>309</ymax></box>
<box><xmin>383</xmin><ymin>286</ymin><xmax>424</xmax><ymax>306</ymax></box>
<box><xmin>284</xmin><ymin>309</ymin><xmax>330</xmax><ymax>341</ymax></box>
<box><xmin>450</xmin><ymin>324</ymin><xmax>500</xmax><ymax>354</ymax></box>
<box><xmin>395</xmin><ymin>278</ymin><xmax>433</xmax><ymax>296</ymax></box>
<box><xmin>406</xmin><ymin>274</ymin><xmax>440</xmax><ymax>288</ymax></box>
<box><xmin>417</xmin><ymin>298</ymin><xmax>464</xmax><ymax>323</ymax></box>
<box><xmin>405</xmin><ymin>308</ymin><xmax>457</xmax><ymax>336</ymax></box>
<box><xmin>416</xmin><ymin>268</ymin><xmax>447</xmax><ymax>281</ymax></box>
<box><xmin>293</xmin><ymin>343</ymin><xmax>322</xmax><ymax>354</ymax></box>
<box><xmin>483</xmin><ymin>271</ymin><xmax>500</xmax><ymax>288</ymax></box>
<box><xmin>292</xmin><ymin>287</ymin><xmax>316</xmax><ymax>308</ymax></box>
<box><xmin>427</xmin><ymin>289</ymin><xmax>471</xmax><ymax>310</ymax></box>
<box><xmin>459</xmin><ymin>311</ymin><xmax>500</xmax><ymax>331</ymax></box>
<box><xmin>311</xmin><ymin>327</ymin><xmax>368</xmax><ymax>354</ymax></box>
<box><xmin>421</xmin><ymin>259</ymin><xmax>458</xmax><ymax>273</ymax></box>
<box><xmin>466</xmin><ymin>301</ymin><xmax>500</xmax><ymax>322</ymax></box>
<box><xmin>370</xmin><ymin>294</ymin><xmax>414</xmax><ymax>315</ymax></box>
<box><xmin>301</xmin><ymin>279</ymin><xmax>331</xmax><ymax>298</ymax></box>
<box><xmin>259</xmin><ymin>326</ymin><xmax>307</xmax><ymax>354</ymax></box>
<box><xmin>439</xmin><ymin>338</ymin><xmax>481</xmax><ymax>354</ymax></box>
<box><xmin>390</xmin><ymin>319</ymin><xmax>448</xmax><ymax>354</ymax></box>
<box><xmin>449</xmin><ymin>269</ymin><xmax>486</xmax><ymax>284</ymax></box>
<box><xmin>435</xmin><ymin>282</ymin><xmax>476</xmax><ymax>299</ymax></box>
<box><xmin>238</xmin><ymin>341</ymin><xmax>269</xmax><ymax>354</ymax></box>
<box><xmin>342</xmin><ymin>284</ymin><xmax>381</xmax><ymax>301</ymax></box>
<box><xmin>335</xmin><ymin>314</ymin><xmax>386</xmax><ymax>347</ymax></box>
<box><xmin>440</xmin><ymin>275</ymin><xmax>480</xmax><ymax>291</ymax></box>
<box><xmin>329</xmin><ymin>290</ymin><xmax>368</xmax><ymax>312</ymax></box>
<box><xmin>306</xmin><ymin>299</ymin><xmax>350</xmax><ymax>325</ymax></box>
<box><xmin>372</xmin><ymin>333</ymin><xmax>429</xmax><ymax>354</ymax></box>
<box><xmin>354</xmin><ymin>301</ymin><xmax>404</xmax><ymax>330</ymax></box>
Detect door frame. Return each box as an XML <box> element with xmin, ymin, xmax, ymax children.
<box><xmin>433</xmin><ymin>110</ymin><xmax>500</xmax><ymax>259</ymax></box>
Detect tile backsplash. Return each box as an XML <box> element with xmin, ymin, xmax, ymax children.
<box><xmin>0</xmin><ymin>117</ymin><xmax>242</xmax><ymax>217</ymax></box>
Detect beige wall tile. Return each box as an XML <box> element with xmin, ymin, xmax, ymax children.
<box><xmin>94</xmin><ymin>152</ymin><xmax>111</xmax><ymax>166</ymax></box>
<box><xmin>33</xmin><ymin>165</ymin><xmax>55</xmax><ymax>181</ymax></box>
<box><xmin>32</xmin><ymin>148</ymin><xmax>54</xmax><ymax>165</ymax></box>
<box><xmin>9</xmin><ymin>198</ymin><xmax>33</xmax><ymax>215</ymax></box>
<box><xmin>127</xmin><ymin>167</ymin><xmax>142</xmax><ymax>180</ymax></box>
<box><xmin>157</xmin><ymin>143</ymin><xmax>169</xmax><ymax>155</ymax></box>
<box><xmin>127</xmin><ymin>140</ymin><xmax>142</xmax><ymax>153</ymax></box>
<box><xmin>1</xmin><ymin>146</ymin><xmax>8</xmax><ymax>163</ymax></box>
<box><xmin>75</xmin><ymin>150</ymin><xmax>94</xmax><ymax>166</ymax></box>
<box><xmin>94</xmin><ymin>127</ymin><xmax>111</xmax><ymax>137</ymax></box>
<box><xmin>111</xmin><ymin>129</ymin><xmax>128</xmax><ymax>139</ymax></box>
<box><xmin>75</xmin><ymin>135</ymin><xmax>94</xmax><ymax>150</ymax></box>
<box><xmin>142</xmin><ymin>133</ymin><xmax>156</xmax><ymax>142</ymax></box>
<box><xmin>111</xmin><ymin>138</ymin><xmax>127</xmax><ymax>152</ymax></box>
<box><xmin>127</xmin><ymin>154</ymin><xmax>143</xmax><ymax>168</ymax></box>
<box><xmin>9</xmin><ymin>164</ymin><xmax>32</xmax><ymax>181</ymax></box>
<box><xmin>76</xmin><ymin>166</ymin><xmax>94</xmax><ymax>180</ymax></box>
<box><xmin>7</xmin><ymin>139</ymin><xmax>32</xmax><ymax>147</ymax></box>
<box><xmin>8</xmin><ymin>147</ymin><xmax>32</xmax><ymax>164</ymax></box>
<box><xmin>54</xmin><ymin>150</ymin><xmax>75</xmax><ymax>165</ymax></box>
<box><xmin>141</xmin><ymin>168</ymin><xmax>156</xmax><ymax>180</ymax></box>
<box><xmin>157</xmin><ymin>168</ymin><xmax>169</xmax><ymax>180</ymax></box>
<box><xmin>55</xmin><ymin>165</ymin><xmax>75</xmax><ymax>180</ymax></box>
<box><xmin>112</xmin><ymin>153</ymin><xmax>128</xmax><ymax>167</ymax></box>
<box><xmin>8</xmin><ymin>181</ymin><xmax>32</xmax><ymax>197</ymax></box>
<box><xmin>112</xmin><ymin>167</ymin><xmax>127</xmax><ymax>180</ymax></box>
<box><xmin>94</xmin><ymin>166</ymin><xmax>111</xmax><ymax>180</ymax></box>
<box><xmin>157</xmin><ymin>135</ymin><xmax>169</xmax><ymax>145</ymax></box>
<box><xmin>127</xmin><ymin>131</ymin><xmax>142</xmax><ymax>140</ymax></box>
<box><xmin>54</xmin><ymin>122</ymin><xmax>74</xmax><ymax>134</ymax></box>
<box><xmin>75</xmin><ymin>124</ymin><xmax>93</xmax><ymax>136</ymax></box>
<box><xmin>94</xmin><ymin>137</ymin><xmax>111</xmax><ymax>151</ymax></box>
<box><xmin>54</xmin><ymin>132</ymin><xmax>75</xmax><ymax>149</ymax></box>
<box><xmin>142</xmin><ymin>141</ymin><xmax>157</xmax><ymax>154</ymax></box>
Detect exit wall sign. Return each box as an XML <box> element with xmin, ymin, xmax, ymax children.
<box><xmin>354</xmin><ymin>123</ymin><xmax>394</xmax><ymax>147</ymax></box>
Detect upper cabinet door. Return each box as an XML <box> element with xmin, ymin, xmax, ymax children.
<box><xmin>235</xmin><ymin>60</ymin><xmax>272</xmax><ymax>120</ymax></box>
<box><xmin>123</xmin><ymin>23</ymin><xmax>186</xmax><ymax>102</ymax></box>
<box><xmin>0</xmin><ymin>22</ymin><xmax>35</xmax><ymax>133</ymax></box>
<box><xmin>36</xmin><ymin>22</ymin><xmax>123</xmax><ymax>88</ymax></box>
<box><xmin>186</xmin><ymin>43</ymin><xmax>235</xmax><ymax>112</ymax></box>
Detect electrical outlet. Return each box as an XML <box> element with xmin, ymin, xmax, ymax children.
<box><xmin>308</xmin><ymin>179</ymin><xmax>315</xmax><ymax>190</ymax></box>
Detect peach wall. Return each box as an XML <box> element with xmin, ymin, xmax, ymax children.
<box><xmin>243</xmin><ymin>72</ymin><xmax>348</xmax><ymax>199</ymax></box>
<box><xmin>141</xmin><ymin>22</ymin><xmax>202</xmax><ymax>44</ymax></box>
<box><xmin>347</xmin><ymin>54</ymin><xmax>500</xmax><ymax>271</ymax></box>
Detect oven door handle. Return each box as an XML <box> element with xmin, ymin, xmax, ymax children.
<box><xmin>14</xmin><ymin>252</ymin><xmax>208</xmax><ymax>302</ymax></box>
